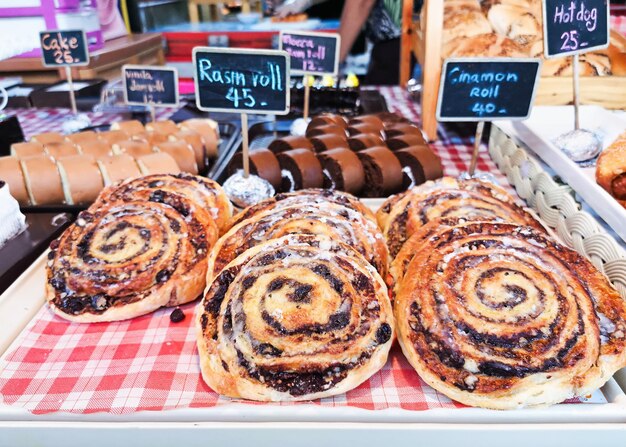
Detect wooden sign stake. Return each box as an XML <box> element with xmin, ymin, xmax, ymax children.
<box><xmin>64</xmin><ymin>66</ymin><xmax>78</xmax><ymax>116</ymax></box>
<box><xmin>149</xmin><ymin>103</ymin><xmax>156</xmax><ymax>123</ymax></box>
<box><xmin>303</xmin><ymin>77</ymin><xmax>311</xmax><ymax>120</ymax></box>
<box><xmin>241</xmin><ymin>112</ymin><xmax>250</xmax><ymax>178</ymax></box>
<box><xmin>572</xmin><ymin>54</ymin><xmax>580</xmax><ymax>130</ymax></box>
<box><xmin>469</xmin><ymin>120</ymin><xmax>485</xmax><ymax>176</ymax></box>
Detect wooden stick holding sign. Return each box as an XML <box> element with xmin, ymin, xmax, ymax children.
<box><xmin>436</xmin><ymin>58</ymin><xmax>542</xmax><ymax>176</ymax></box>
<box><xmin>122</xmin><ymin>65</ymin><xmax>179</xmax><ymax>123</ymax></box>
<box><xmin>279</xmin><ymin>31</ymin><xmax>340</xmax><ymax>121</ymax></box>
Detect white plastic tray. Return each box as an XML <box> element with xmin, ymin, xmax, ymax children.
<box><xmin>496</xmin><ymin>106</ymin><xmax>626</xmax><ymax>243</ymax></box>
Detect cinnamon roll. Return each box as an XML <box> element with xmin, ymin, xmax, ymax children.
<box><xmin>395</xmin><ymin>222</ymin><xmax>626</xmax><ymax>409</ymax></box>
<box><xmin>197</xmin><ymin>234</ymin><xmax>393</xmax><ymax>401</ymax></box>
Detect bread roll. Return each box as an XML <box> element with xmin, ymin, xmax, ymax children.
<box><xmin>110</xmin><ymin>120</ymin><xmax>145</xmax><ymax>135</ymax></box>
<box><xmin>11</xmin><ymin>142</ymin><xmax>45</xmax><ymax>159</ymax></box>
<box><xmin>112</xmin><ymin>140</ymin><xmax>154</xmax><ymax>158</ymax></box>
<box><xmin>136</xmin><ymin>152</ymin><xmax>181</xmax><ymax>176</ymax></box>
<box><xmin>31</xmin><ymin>132</ymin><xmax>64</xmax><ymax>145</ymax></box>
<box><xmin>131</xmin><ymin>130</ymin><xmax>170</xmax><ymax>146</ymax></box>
<box><xmin>56</xmin><ymin>155</ymin><xmax>104</xmax><ymax>204</ymax></box>
<box><xmin>447</xmin><ymin>33</ymin><xmax>527</xmax><ymax>58</ymax></box>
<box><xmin>76</xmin><ymin>140</ymin><xmax>112</xmax><ymax>158</ymax></box>
<box><xmin>65</xmin><ymin>131</ymin><xmax>98</xmax><ymax>147</ymax></box>
<box><xmin>21</xmin><ymin>155</ymin><xmax>65</xmax><ymax>205</ymax></box>
<box><xmin>178</xmin><ymin>118</ymin><xmax>219</xmax><ymax>159</ymax></box>
<box><xmin>487</xmin><ymin>4</ymin><xmax>541</xmax><ymax>46</ymax></box>
<box><xmin>97</xmin><ymin>130</ymin><xmax>129</xmax><ymax>146</ymax></box>
<box><xmin>97</xmin><ymin>154</ymin><xmax>142</xmax><ymax>185</ymax></box>
<box><xmin>0</xmin><ymin>156</ymin><xmax>30</xmax><ymax>204</ymax></box>
<box><xmin>145</xmin><ymin>120</ymin><xmax>179</xmax><ymax>135</ymax></box>
<box><xmin>169</xmin><ymin>131</ymin><xmax>206</xmax><ymax>170</ymax></box>
<box><xmin>596</xmin><ymin>135</ymin><xmax>626</xmax><ymax>208</ymax></box>
<box><xmin>154</xmin><ymin>141</ymin><xmax>198</xmax><ymax>174</ymax></box>
<box><xmin>44</xmin><ymin>142</ymin><xmax>79</xmax><ymax>159</ymax></box>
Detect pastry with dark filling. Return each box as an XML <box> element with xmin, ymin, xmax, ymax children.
<box><xmin>348</xmin><ymin>133</ymin><xmax>386</xmax><ymax>152</ymax></box>
<box><xmin>268</xmin><ymin>136</ymin><xmax>314</xmax><ymax>153</ymax></box>
<box><xmin>305</xmin><ymin>124</ymin><xmax>347</xmax><ymax>139</ymax></box>
<box><xmin>276</xmin><ymin>149</ymin><xmax>323</xmax><ymax>192</ymax></box>
<box><xmin>228</xmin><ymin>148</ymin><xmax>282</xmax><ymax>191</ymax></box>
<box><xmin>395</xmin><ymin>145</ymin><xmax>443</xmax><ymax>189</ymax></box>
<box><xmin>386</xmin><ymin>134</ymin><xmax>428</xmax><ymax>151</ymax></box>
<box><xmin>317</xmin><ymin>148</ymin><xmax>365</xmax><ymax>194</ymax></box>
<box><xmin>310</xmin><ymin>134</ymin><xmax>349</xmax><ymax>152</ymax></box>
<box><xmin>356</xmin><ymin>146</ymin><xmax>403</xmax><ymax>198</ymax></box>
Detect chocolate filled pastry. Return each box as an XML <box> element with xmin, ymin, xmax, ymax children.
<box><xmin>145</xmin><ymin>120</ymin><xmax>179</xmax><ymax>135</ymax></box>
<box><xmin>310</xmin><ymin>134</ymin><xmax>349</xmax><ymax>152</ymax></box>
<box><xmin>307</xmin><ymin>113</ymin><xmax>348</xmax><ymax>129</ymax></box>
<box><xmin>349</xmin><ymin>115</ymin><xmax>385</xmax><ymax>131</ymax></box>
<box><xmin>385</xmin><ymin>124</ymin><xmax>426</xmax><ymax>139</ymax></box>
<box><xmin>386</xmin><ymin>135</ymin><xmax>428</xmax><ymax>151</ymax></box>
<box><xmin>97</xmin><ymin>173</ymin><xmax>232</xmax><ymax>234</ymax></box>
<box><xmin>268</xmin><ymin>136</ymin><xmax>314</xmax><ymax>153</ymax></box>
<box><xmin>395</xmin><ymin>222</ymin><xmax>626</xmax><ymax>409</ymax></box>
<box><xmin>112</xmin><ymin>140</ymin><xmax>154</xmax><ymax>158</ymax></box>
<box><xmin>97</xmin><ymin>130</ymin><xmax>130</xmax><ymax>146</ymax></box>
<box><xmin>317</xmin><ymin>148</ymin><xmax>365</xmax><ymax>194</ymax></box>
<box><xmin>347</xmin><ymin>123</ymin><xmax>384</xmax><ymax>137</ymax></box>
<box><xmin>305</xmin><ymin>124</ymin><xmax>347</xmax><ymax>139</ymax></box>
<box><xmin>377</xmin><ymin>112</ymin><xmax>410</xmax><ymax>126</ymax></box>
<box><xmin>178</xmin><ymin>118</ymin><xmax>219</xmax><ymax>159</ymax></box>
<box><xmin>356</xmin><ymin>147</ymin><xmax>403</xmax><ymax>198</ymax></box>
<box><xmin>65</xmin><ymin>131</ymin><xmax>98</xmax><ymax>147</ymax></box>
<box><xmin>57</xmin><ymin>155</ymin><xmax>104</xmax><ymax>205</ymax></box>
<box><xmin>197</xmin><ymin>234</ymin><xmax>393</xmax><ymax>401</ymax></box>
<box><xmin>46</xmin><ymin>192</ymin><xmax>218</xmax><ymax>322</ymax></box>
<box><xmin>76</xmin><ymin>140</ymin><xmax>112</xmax><ymax>159</ymax></box>
<box><xmin>0</xmin><ymin>156</ymin><xmax>30</xmax><ymax>204</ymax></box>
<box><xmin>207</xmin><ymin>201</ymin><xmax>389</xmax><ymax>281</ymax></box>
<box><xmin>229</xmin><ymin>188</ymin><xmax>376</xmax><ymax>228</ymax></box>
<box><xmin>378</xmin><ymin>177</ymin><xmax>544</xmax><ymax>258</ymax></box>
<box><xmin>395</xmin><ymin>145</ymin><xmax>443</xmax><ymax>189</ymax></box>
<box><xmin>277</xmin><ymin>148</ymin><xmax>323</xmax><ymax>192</ymax></box>
<box><xmin>96</xmin><ymin>154</ymin><xmax>142</xmax><ymax>185</ymax></box>
<box><xmin>348</xmin><ymin>134</ymin><xmax>386</xmax><ymax>152</ymax></box>
<box><xmin>110</xmin><ymin>120</ymin><xmax>145</xmax><ymax>135</ymax></box>
<box><xmin>154</xmin><ymin>141</ymin><xmax>198</xmax><ymax>175</ymax></box>
<box><xmin>20</xmin><ymin>155</ymin><xmax>65</xmax><ymax>205</ymax></box>
<box><xmin>228</xmin><ymin>148</ymin><xmax>282</xmax><ymax>191</ymax></box>
<box><xmin>44</xmin><ymin>142</ymin><xmax>79</xmax><ymax>159</ymax></box>
<box><xmin>32</xmin><ymin>132</ymin><xmax>64</xmax><ymax>145</ymax></box>
<box><xmin>170</xmin><ymin>131</ymin><xmax>206</xmax><ymax>171</ymax></box>
<box><xmin>596</xmin><ymin>136</ymin><xmax>626</xmax><ymax>208</ymax></box>
<box><xmin>136</xmin><ymin>152</ymin><xmax>181</xmax><ymax>176</ymax></box>
<box><xmin>10</xmin><ymin>142</ymin><xmax>45</xmax><ymax>159</ymax></box>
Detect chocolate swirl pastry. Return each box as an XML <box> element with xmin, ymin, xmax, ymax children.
<box><xmin>207</xmin><ymin>203</ymin><xmax>389</xmax><ymax>281</ymax></box>
<box><xmin>46</xmin><ymin>192</ymin><xmax>218</xmax><ymax>322</ymax></box>
<box><xmin>379</xmin><ymin>177</ymin><xmax>543</xmax><ymax>257</ymax></box>
<box><xmin>395</xmin><ymin>222</ymin><xmax>626</xmax><ymax>409</ymax></box>
<box><xmin>197</xmin><ymin>235</ymin><xmax>394</xmax><ymax>401</ymax></box>
<box><xmin>96</xmin><ymin>173</ymin><xmax>233</xmax><ymax>234</ymax></box>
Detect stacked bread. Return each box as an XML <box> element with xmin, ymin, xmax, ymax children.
<box><xmin>437</xmin><ymin>0</ymin><xmax>626</xmax><ymax>76</ymax></box>
<box><xmin>596</xmin><ymin>132</ymin><xmax>626</xmax><ymax>208</ymax></box>
<box><xmin>378</xmin><ymin>176</ymin><xmax>626</xmax><ymax>409</ymax></box>
<box><xmin>0</xmin><ymin>118</ymin><xmax>219</xmax><ymax>206</ymax></box>
<box><xmin>196</xmin><ymin>189</ymin><xmax>394</xmax><ymax>401</ymax></box>
<box><xmin>46</xmin><ymin>173</ymin><xmax>232</xmax><ymax>323</ymax></box>
<box><xmin>227</xmin><ymin>113</ymin><xmax>443</xmax><ymax>198</ymax></box>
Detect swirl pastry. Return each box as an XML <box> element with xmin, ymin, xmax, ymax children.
<box><xmin>97</xmin><ymin>173</ymin><xmax>232</xmax><ymax>233</ymax></box>
<box><xmin>395</xmin><ymin>222</ymin><xmax>626</xmax><ymax>409</ymax></box>
<box><xmin>229</xmin><ymin>188</ymin><xmax>376</xmax><ymax>228</ymax></box>
<box><xmin>197</xmin><ymin>234</ymin><xmax>394</xmax><ymax>401</ymax></box>
<box><xmin>596</xmin><ymin>136</ymin><xmax>626</xmax><ymax>209</ymax></box>
<box><xmin>207</xmin><ymin>203</ymin><xmax>388</xmax><ymax>281</ymax></box>
<box><xmin>46</xmin><ymin>192</ymin><xmax>217</xmax><ymax>322</ymax></box>
<box><xmin>379</xmin><ymin>177</ymin><xmax>542</xmax><ymax>257</ymax></box>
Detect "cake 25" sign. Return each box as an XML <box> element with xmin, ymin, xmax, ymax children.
<box><xmin>39</xmin><ymin>30</ymin><xmax>89</xmax><ymax>67</ymax></box>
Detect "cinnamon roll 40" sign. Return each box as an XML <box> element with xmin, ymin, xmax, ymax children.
<box><xmin>436</xmin><ymin>58</ymin><xmax>542</xmax><ymax>122</ymax></box>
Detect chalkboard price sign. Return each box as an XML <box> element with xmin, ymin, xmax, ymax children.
<box><xmin>279</xmin><ymin>31</ymin><xmax>340</xmax><ymax>76</ymax></box>
<box><xmin>39</xmin><ymin>30</ymin><xmax>89</xmax><ymax>67</ymax></box>
<box><xmin>193</xmin><ymin>47</ymin><xmax>290</xmax><ymax>115</ymax></box>
<box><xmin>542</xmin><ymin>0</ymin><xmax>609</xmax><ymax>57</ymax></box>
<box><xmin>436</xmin><ymin>58</ymin><xmax>542</xmax><ymax>122</ymax></box>
<box><xmin>123</xmin><ymin>65</ymin><xmax>179</xmax><ymax>107</ymax></box>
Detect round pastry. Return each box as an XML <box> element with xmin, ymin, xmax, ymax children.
<box><xmin>65</xmin><ymin>131</ymin><xmax>98</xmax><ymax>147</ymax></box>
<box><xmin>208</xmin><ymin>202</ymin><xmax>389</xmax><ymax>281</ymax></box>
<box><xmin>110</xmin><ymin>120</ymin><xmax>145</xmax><ymax>135</ymax></box>
<box><xmin>10</xmin><ymin>142</ymin><xmax>45</xmax><ymax>159</ymax></box>
<box><xmin>46</xmin><ymin>194</ymin><xmax>217</xmax><ymax>322</ymax></box>
<box><xmin>154</xmin><ymin>141</ymin><xmax>198</xmax><ymax>175</ymax></box>
<box><xmin>347</xmin><ymin>123</ymin><xmax>384</xmax><ymax>137</ymax></box>
<box><xmin>386</xmin><ymin>135</ymin><xmax>428</xmax><ymax>151</ymax></box>
<box><xmin>112</xmin><ymin>140</ymin><xmax>154</xmax><ymax>158</ymax></box>
<box><xmin>307</xmin><ymin>113</ymin><xmax>348</xmax><ymax>129</ymax></box>
<box><xmin>317</xmin><ymin>148</ymin><xmax>365</xmax><ymax>194</ymax></box>
<box><xmin>131</xmin><ymin>131</ymin><xmax>170</xmax><ymax>146</ymax></box>
<box><xmin>229</xmin><ymin>188</ymin><xmax>376</xmax><ymax>228</ymax></box>
<box><xmin>378</xmin><ymin>112</ymin><xmax>409</xmax><ymax>126</ymax></box>
<box><xmin>310</xmin><ymin>134</ymin><xmax>349</xmax><ymax>152</ymax></box>
<box><xmin>178</xmin><ymin>118</ymin><xmax>219</xmax><ymax>159</ymax></box>
<box><xmin>356</xmin><ymin>147</ymin><xmax>403</xmax><ymax>198</ymax></box>
<box><xmin>305</xmin><ymin>124</ymin><xmax>347</xmax><ymax>139</ymax></box>
<box><xmin>76</xmin><ymin>140</ymin><xmax>112</xmax><ymax>159</ymax></box>
<box><xmin>20</xmin><ymin>155</ymin><xmax>65</xmax><ymax>205</ymax></box>
<box><xmin>596</xmin><ymin>137</ymin><xmax>626</xmax><ymax>208</ymax></box>
<box><xmin>197</xmin><ymin>234</ymin><xmax>393</xmax><ymax>401</ymax></box>
<box><xmin>222</xmin><ymin>171</ymin><xmax>275</xmax><ymax>208</ymax></box>
<box><xmin>395</xmin><ymin>222</ymin><xmax>626</xmax><ymax>409</ymax></box>
<box><xmin>170</xmin><ymin>131</ymin><xmax>206</xmax><ymax>171</ymax></box>
<box><xmin>395</xmin><ymin>145</ymin><xmax>443</xmax><ymax>189</ymax></box>
<box><xmin>228</xmin><ymin>148</ymin><xmax>282</xmax><ymax>191</ymax></box>
<box><xmin>32</xmin><ymin>132</ymin><xmax>64</xmax><ymax>145</ymax></box>
<box><xmin>145</xmin><ymin>120</ymin><xmax>179</xmax><ymax>135</ymax></box>
<box><xmin>97</xmin><ymin>130</ymin><xmax>130</xmax><ymax>146</ymax></box>
<box><xmin>378</xmin><ymin>177</ymin><xmax>544</xmax><ymax>258</ymax></box>
<box><xmin>96</xmin><ymin>154</ymin><xmax>142</xmax><ymax>186</ymax></box>
<box><xmin>348</xmin><ymin>134</ymin><xmax>386</xmax><ymax>152</ymax></box>
<box><xmin>136</xmin><ymin>152</ymin><xmax>182</xmax><ymax>176</ymax></box>
<box><xmin>97</xmin><ymin>173</ymin><xmax>232</xmax><ymax>233</ymax></box>
<box><xmin>0</xmin><ymin>156</ymin><xmax>30</xmax><ymax>204</ymax></box>
<box><xmin>44</xmin><ymin>142</ymin><xmax>79</xmax><ymax>159</ymax></box>
<box><xmin>277</xmin><ymin>148</ymin><xmax>323</xmax><ymax>192</ymax></box>
<box><xmin>348</xmin><ymin>115</ymin><xmax>385</xmax><ymax>131</ymax></box>
<box><xmin>384</xmin><ymin>124</ymin><xmax>426</xmax><ymax>139</ymax></box>
<box><xmin>268</xmin><ymin>136</ymin><xmax>314</xmax><ymax>153</ymax></box>
<box><xmin>57</xmin><ymin>155</ymin><xmax>104</xmax><ymax>204</ymax></box>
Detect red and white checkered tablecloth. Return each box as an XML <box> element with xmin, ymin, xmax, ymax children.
<box><xmin>611</xmin><ymin>15</ymin><xmax>626</xmax><ymax>37</ymax></box>
<box><xmin>0</xmin><ymin>87</ymin><xmax>589</xmax><ymax>415</ymax></box>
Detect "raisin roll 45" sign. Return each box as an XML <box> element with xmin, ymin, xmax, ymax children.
<box><xmin>193</xmin><ymin>47</ymin><xmax>290</xmax><ymax>115</ymax></box>
<box><xmin>279</xmin><ymin>31</ymin><xmax>340</xmax><ymax>76</ymax></box>
<box><xmin>123</xmin><ymin>65</ymin><xmax>179</xmax><ymax>107</ymax></box>
<box><xmin>436</xmin><ymin>58</ymin><xmax>542</xmax><ymax>122</ymax></box>
<box><xmin>39</xmin><ymin>30</ymin><xmax>89</xmax><ymax>67</ymax></box>
<box><xmin>542</xmin><ymin>0</ymin><xmax>609</xmax><ymax>57</ymax></box>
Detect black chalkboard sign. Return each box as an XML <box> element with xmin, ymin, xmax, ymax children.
<box><xmin>193</xmin><ymin>47</ymin><xmax>290</xmax><ymax>115</ymax></box>
<box><xmin>39</xmin><ymin>30</ymin><xmax>89</xmax><ymax>67</ymax></box>
<box><xmin>542</xmin><ymin>0</ymin><xmax>609</xmax><ymax>57</ymax></box>
<box><xmin>279</xmin><ymin>31</ymin><xmax>340</xmax><ymax>76</ymax></box>
<box><xmin>436</xmin><ymin>58</ymin><xmax>542</xmax><ymax>122</ymax></box>
<box><xmin>123</xmin><ymin>65</ymin><xmax>179</xmax><ymax>107</ymax></box>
